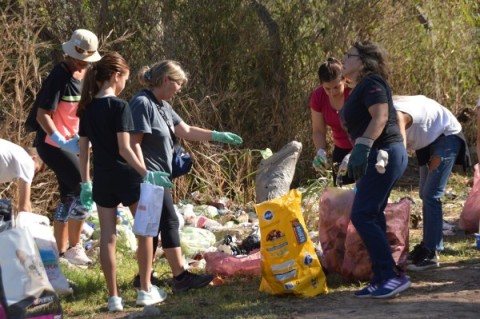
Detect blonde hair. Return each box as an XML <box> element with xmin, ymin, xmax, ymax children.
<box><xmin>137</xmin><ymin>60</ymin><xmax>188</xmax><ymax>88</ymax></box>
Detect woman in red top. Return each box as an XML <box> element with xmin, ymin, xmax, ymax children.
<box><xmin>310</xmin><ymin>57</ymin><xmax>353</xmax><ymax>185</ymax></box>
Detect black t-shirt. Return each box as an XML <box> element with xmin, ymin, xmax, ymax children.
<box><xmin>339</xmin><ymin>74</ymin><xmax>403</xmax><ymax>148</ymax></box>
<box><xmin>79</xmin><ymin>96</ymin><xmax>142</xmax><ymax>189</ymax></box>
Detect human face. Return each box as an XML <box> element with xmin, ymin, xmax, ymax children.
<box><xmin>157</xmin><ymin>75</ymin><xmax>183</xmax><ymax>100</ymax></box>
<box><xmin>342</xmin><ymin>48</ymin><xmax>363</xmax><ymax>84</ymax></box>
<box><xmin>322</xmin><ymin>78</ymin><xmax>345</xmax><ymax>99</ymax></box>
<box><xmin>115</xmin><ymin>70</ymin><xmax>130</xmax><ymax>96</ymax></box>
<box><xmin>70</xmin><ymin>57</ymin><xmax>90</xmax><ymax>71</ymax></box>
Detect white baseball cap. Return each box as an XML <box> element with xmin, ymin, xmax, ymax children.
<box><xmin>62</xmin><ymin>29</ymin><xmax>101</xmax><ymax>62</ymax></box>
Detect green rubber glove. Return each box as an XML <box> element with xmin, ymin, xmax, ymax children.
<box><xmin>80</xmin><ymin>181</ymin><xmax>94</xmax><ymax>211</ymax></box>
<box><xmin>312</xmin><ymin>149</ymin><xmax>328</xmax><ymax>172</ymax></box>
<box><xmin>347</xmin><ymin>144</ymin><xmax>371</xmax><ymax>180</ymax></box>
<box><xmin>143</xmin><ymin>170</ymin><xmax>174</xmax><ymax>188</ymax></box>
<box><xmin>211</xmin><ymin>131</ymin><xmax>243</xmax><ymax>145</ymax></box>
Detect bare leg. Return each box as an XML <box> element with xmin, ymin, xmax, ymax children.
<box><xmin>129</xmin><ymin>202</ymin><xmax>152</xmax><ymax>291</ymax></box>
<box><xmin>97</xmin><ymin>205</ymin><xmax>119</xmax><ymax>297</ymax></box>
<box><xmin>163</xmin><ymin>247</ymin><xmax>185</xmax><ymax>277</ymax></box>
<box><xmin>67</xmin><ymin>219</ymin><xmax>84</xmax><ymax>247</ymax></box>
<box><xmin>54</xmin><ymin>221</ymin><xmax>68</xmax><ymax>253</ymax></box>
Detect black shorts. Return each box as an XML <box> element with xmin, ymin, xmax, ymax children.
<box><xmin>93</xmin><ymin>184</ymin><xmax>140</xmax><ymax>208</ymax></box>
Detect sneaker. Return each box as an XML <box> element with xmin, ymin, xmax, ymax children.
<box><xmin>133</xmin><ymin>271</ymin><xmax>163</xmax><ymax>289</ymax></box>
<box><xmin>172</xmin><ymin>271</ymin><xmax>214</xmax><ymax>293</ymax></box>
<box><xmin>136</xmin><ymin>285</ymin><xmax>167</xmax><ymax>306</ymax></box>
<box><xmin>371</xmin><ymin>275</ymin><xmax>411</xmax><ymax>299</ymax></box>
<box><xmin>64</xmin><ymin>243</ymin><xmax>93</xmax><ymax>266</ymax></box>
<box><xmin>107</xmin><ymin>296</ymin><xmax>123</xmax><ymax>312</ymax></box>
<box><xmin>407</xmin><ymin>242</ymin><xmax>427</xmax><ymax>264</ymax></box>
<box><xmin>407</xmin><ymin>250</ymin><xmax>439</xmax><ymax>271</ymax></box>
<box><xmin>353</xmin><ymin>283</ymin><xmax>378</xmax><ymax>298</ymax></box>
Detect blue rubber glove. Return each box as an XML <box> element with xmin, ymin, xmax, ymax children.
<box><xmin>347</xmin><ymin>143</ymin><xmax>371</xmax><ymax>180</ymax></box>
<box><xmin>211</xmin><ymin>131</ymin><xmax>243</xmax><ymax>145</ymax></box>
<box><xmin>50</xmin><ymin>131</ymin><xmax>80</xmax><ymax>154</ymax></box>
<box><xmin>312</xmin><ymin>149</ymin><xmax>328</xmax><ymax>172</ymax></box>
<box><xmin>80</xmin><ymin>181</ymin><xmax>94</xmax><ymax>211</ymax></box>
<box><xmin>143</xmin><ymin>170</ymin><xmax>174</xmax><ymax>188</ymax></box>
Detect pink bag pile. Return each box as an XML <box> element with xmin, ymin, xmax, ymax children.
<box><xmin>318</xmin><ymin>187</ymin><xmax>411</xmax><ymax>282</ymax></box>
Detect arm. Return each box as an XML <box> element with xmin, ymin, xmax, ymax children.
<box><xmin>117</xmin><ymin>132</ymin><xmax>147</xmax><ymax>177</ymax></box>
<box><xmin>130</xmin><ymin>133</ymin><xmax>146</xmax><ymax>168</ymax></box>
<box><xmin>17</xmin><ymin>180</ymin><xmax>32</xmax><ymax>213</ymax></box>
<box><xmin>174</xmin><ymin>121</ymin><xmax>214</xmax><ymax>141</ymax></box>
<box><xmin>79</xmin><ymin>136</ymin><xmax>91</xmax><ymax>182</ymax></box>
<box><xmin>396</xmin><ymin>111</ymin><xmax>412</xmax><ymax>149</ymax></box>
<box><xmin>311</xmin><ymin>109</ymin><xmax>328</xmax><ymax>151</ymax></box>
<box><xmin>360</xmin><ymin>103</ymin><xmax>389</xmax><ymax>142</ymax></box>
<box><xmin>36</xmin><ymin>108</ymin><xmax>57</xmax><ymax>136</ymax></box>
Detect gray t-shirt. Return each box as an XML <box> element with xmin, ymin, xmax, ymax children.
<box><xmin>130</xmin><ymin>90</ymin><xmax>183</xmax><ymax>174</ymax></box>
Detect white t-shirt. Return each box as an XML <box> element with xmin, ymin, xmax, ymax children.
<box><xmin>393</xmin><ymin>95</ymin><xmax>462</xmax><ymax>150</ymax></box>
<box><xmin>0</xmin><ymin>139</ymin><xmax>34</xmax><ymax>184</ymax></box>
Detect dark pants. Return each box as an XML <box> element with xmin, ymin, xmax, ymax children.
<box><xmin>350</xmin><ymin>142</ymin><xmax>407</xmax><ymax>284</ymax></box>
<box><xmin>153</xmin><ymin>188</ymin><xmax>180</xmax><ymax>251</ymax></box>
<box><xmin>36</xmin><ymin>139</ymin><xmax>81</xmax><ymax>199</ymax></box>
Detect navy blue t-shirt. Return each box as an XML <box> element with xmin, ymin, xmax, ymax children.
<box><xmin>339</xmin><ymin>74</ymin><xmax>403</xmax><ymax>148</ymax></box>
<box><xmin>79</xmin><ymin>96</ymin><xmax>142</xmax><ymax>190</ymax></box>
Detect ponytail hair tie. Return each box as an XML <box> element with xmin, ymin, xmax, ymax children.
<box><xmin>144</xmin><ymin>69</ymin><xmax>152</xmax><ymax>81</ymax></box>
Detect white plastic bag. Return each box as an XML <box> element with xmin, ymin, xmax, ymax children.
<box><xmin>16</xmin><ymin>212</ymin><xmax>72</xmax><ymax>296</ymax></box>
<box><xmin>133</xmin><ymin>183</ymin><xmax>164</xmax><ymax>236</ymax></box>
<box><xmin>0</xmin><ymin>227</ymin><xmax>54</xmax><ymax>306</ymax></box>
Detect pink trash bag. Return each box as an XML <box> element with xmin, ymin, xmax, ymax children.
<box><xmin>318</xmin><ymin>188</ymin><xmax>355</xmax><ymax>274</ymax></box>
<box><xmin>204</xmin><ymin>250</ymin><xmax>261</xmax><ymax>276</ymax></box>
<box><xmin>459</xmin><ymin>164</ymin><xmax>480</xmax><ymax>233</ymax></box>
<box><xmin>341</xmin><ymin>198</ymin><xmax>411</xmax><ymax>282</ymax></box>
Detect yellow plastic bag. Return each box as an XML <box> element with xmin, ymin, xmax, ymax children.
<box><xmin>255</xmin><ymin>189</ymin><xmax>328</xmax><ymax>297</ymax></box>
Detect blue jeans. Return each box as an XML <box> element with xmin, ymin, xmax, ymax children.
<box><xmin>351</xmin><ymin>142</ymin><xmax>407</xmax><ymax>284</ymax></box>
<box><xmin>419</xmin><ymin>135</ymin><xmax>461</xmax><ymax>252</ymax></box>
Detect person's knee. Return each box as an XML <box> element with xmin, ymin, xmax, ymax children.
<box><xmin>428</xmin><ymin>155</ymin><xmax>441</xmax><ymax>171</ymax></box>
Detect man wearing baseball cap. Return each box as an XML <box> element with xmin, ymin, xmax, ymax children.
<box><xmin>32</xmin><ymin>29</ymin><xmax>101</xmax><ymax>266</ymax></box>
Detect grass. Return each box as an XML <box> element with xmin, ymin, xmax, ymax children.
<box><xmin>58</xmin><ymin>169</ymin><xmax>480</xmax><ymax>318</ymax></box>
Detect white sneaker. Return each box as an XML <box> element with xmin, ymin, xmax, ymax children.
<box><xmin>136</xmin><ymin>285</ymin><xmax>167</xmax><ymax>306</ymax></box>
<box><xmin>64</xmin><ymin>243</ymin><xmax>93</xmax><ymax>265</ymax></box>
<box><xmin>108</xmin><ymin>296</ymin><xmax>123</xmax><ymax>312</ymax></box>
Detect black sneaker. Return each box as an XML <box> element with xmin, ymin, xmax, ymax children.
<box><xmin>407</xmin><ymin>242</ymin><xmax>428</xmax><ymax>264</ymax></box>
<box><xmin>133</xmin><ymin>271</ymin><xmax>164</xmax><ymax>289</ymax></box>
<box><xmin>172</xmin><ymin>271</ymin><xmax>214</xmax><ymax>293</ymax></box>
<box><xmin>407</xmin><ymin>250</ymin><xmax>440</xmax><ymax>271</ymax></box>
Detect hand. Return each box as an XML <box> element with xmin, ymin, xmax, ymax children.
<box><xmin>212</xmin><ymin>131</ymin><xmax>243</xmax><ymax>145</ymax></box>
<box><xmin>143</xmin><ymin>170</ymin><xmax>174</xmax><ymax>188</ymax></box>
<box><xmin>312</xmin><ymin>149</ymin><xmax>328</xmax><ymax>172</ymax></box>
<box><xmin>337</xmin><ymin>153</ymin><xmax>351</xmax><ymax>176</ymax></box>
<box><xmin>50</xmin><ymin>132</ymin><xmax>80</xmax><ymax>154</ymax></box>
<box><xmin>347</xmin><ymin>144</ymin><xmax>371</xmax><ymax>180</ymax></box>
<box><xmin>80</xmin><ymin>181</ymin><xmax>93</xmax><ymax>211</ymax></box>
